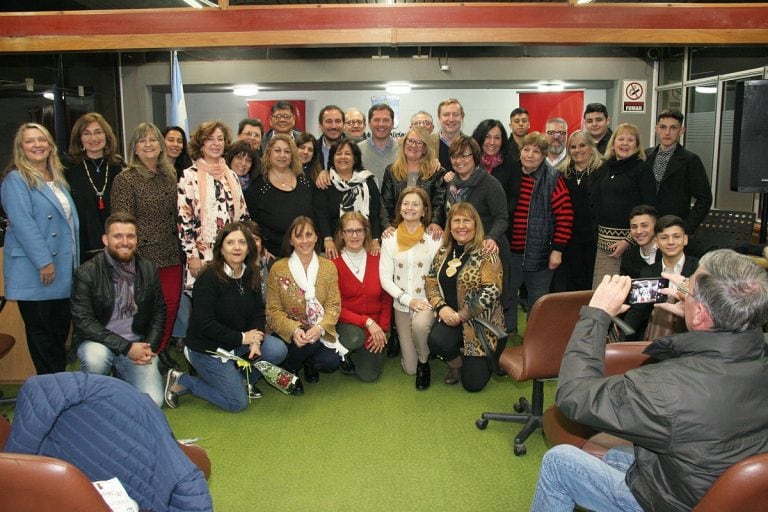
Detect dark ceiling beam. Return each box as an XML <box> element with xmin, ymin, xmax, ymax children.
<box><xmin>1</xmin><ymin>3</ymin><xmax>767</xmax><ymax>52</ymax></box>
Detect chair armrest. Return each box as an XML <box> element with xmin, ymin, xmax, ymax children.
<box><xmin>178</xmin><ymin>442</ymin><xmax>211</xmax><ymax>480</ymax></box>
<box><xmin>604</xmin><ymin>341</ymin><xmax>653</xmax><ymax>376</ymax></box>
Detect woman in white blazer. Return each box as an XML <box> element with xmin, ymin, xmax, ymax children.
<box><xmin>1</xmin><ymin>123</ymin><xmax>79</xmax><ymax>374</ymax></box>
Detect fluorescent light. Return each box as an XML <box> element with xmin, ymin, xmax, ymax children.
<box><xmin>385</xmin><ymin>83</ymin><xmax>411</xmax><ymax>94</ymax></box>
<box><xmin>538</xmin><ymin>82</ymin><xmax>565</xmax><ymax>92</ymax></box>
<box><xmin>182</xmin><ymin>0</ymin><xmax>203</xmax><ymax>8</ymax></box>
<box><xmin>233</xmin><ymin>84</ymin><xmax>259</xmax><ymax>96</ymax></box>
<box><xmin>43</xmin><ymin>91</ymin><xmax>54</xmax><ymax>100</ymax></box>
<box><xmin>695</xmin><ymin>86</ymin><xmax>717</xmax><ymax>94</ymax></box>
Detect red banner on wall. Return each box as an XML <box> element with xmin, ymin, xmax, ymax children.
<box><xmin>246</xmin><ymin>100</ymin><xmax>306</xmax><ymax>132</ymax></box>
<box><xmin>518</xmin><ymin>91</ymin><xmax>584</xmax><ymax>135</ymax></box>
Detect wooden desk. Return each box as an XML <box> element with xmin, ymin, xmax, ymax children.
<box><xmin>0</xmin><ymin>248</ymin><xmax>37</xmax><ymax>383</ymax></box>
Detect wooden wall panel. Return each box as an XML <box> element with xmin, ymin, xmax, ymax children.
<box><xmin>0</xmin><ymin>4</ymin><xmax>767</xmax><ymax>52</ymax></box>
<box><xmin>0</xmin><ymin>249</ymin><xmax>37</xmax><ymax>384</ymax></box>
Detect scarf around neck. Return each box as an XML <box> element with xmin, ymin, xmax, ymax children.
<box><xmin>448</xmin><ymin>166</ymin><xmax>483</xmax><ymax>206</ymax></box>
<box><xmin>104</xmin><ymin>249</ymin><xmax>137</xmax><ymax>319</ymax></box>
<box><xmin>287</xmin><ymin>252</ymin><xmax>349</xmax><ymax>358</ymax></box>
<box><xmin>481</xmin><ymin>153</ymin><xmax>503</xmax><ymax>174</ymax></box>
<box><xmin>396</xmin><ymin>223</ymin><xmax>425</xmax><ymax>252</ymax></box>
<box><xmin>194</xmin><ymin>157</ymin><xmax>246</xmax><ymax>246</ymax></box>
<box><xmin>330</xmin><ymin>168</ymin><xmax>374</xmax><ymax>218</ymax></box>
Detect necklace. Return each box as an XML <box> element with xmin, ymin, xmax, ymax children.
<box><xmin>89</xmin><ymin>157</ymin><xmax>106</xmax><ymax>173</ymax></box>
<box><xmin>445</xmin><ymin>247</ymin><xmax>467</xmax><ymax>278</ymax></box>
<box><xmin>270</xmin><ymin>171</ymin><xmax>295</xmax><ymax>190</ymax></box>
<box><xmin>234</xmin><ymin>276</ymin><xmax>245</xmax><ymax>296</ymax></box>
<box><xmin>343</xmin><ymin>249</ymin><xmax>366</xmax><ymax>274</ymax></box>
<box><xmin>83</xmin><ymin>159</ymin><xmax>110</xmax><ymax>211</ymax></box>
<box><xmin>574</xmin><ymin>168</ymin><xmax>588</xmax><ymax>186</ymax></box>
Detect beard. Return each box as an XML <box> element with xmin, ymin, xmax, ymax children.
<box><xmin>549</xmin><ymin>142</ymin><xmax>564</xmax><ymax>155</ymax></box>
<box><xmin>107</xmin><ymin>246</ymin><xmax>136</xmax><ymax>263</ymax></box>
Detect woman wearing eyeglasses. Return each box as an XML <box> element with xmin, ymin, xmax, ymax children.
<box><xmin>444</xmin><ymin>136</ymin><xmax>508</xmax><ymax>256</ymax></box>
<box><xmin>313</xmin><ymin>138</ymin><xmax>382</xmax><ymax>259</ymax></box>
<box><xmin>380</xmin><ymin>126</ymin><xmax>446</xmax><ymax>240</ymax></box>
<box><xmin>331</xmin><ymin>212</ymin><xmax>392</xmax><ymax>382</ymax></box>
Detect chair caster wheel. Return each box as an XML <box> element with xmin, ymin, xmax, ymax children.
<box><xmin>513</xmin><ymin>397</ymin><xmax>528</xmax><ymax>413</ymax></box>
<box><xmin>514</xmin><ymin>444</ymin><xmax>527</xmax><ymax>456</ymax></box>
<box><xmin>475</xmin><ymin>419</ymin><xmax>488</xmax><ymax>430</ymax></box>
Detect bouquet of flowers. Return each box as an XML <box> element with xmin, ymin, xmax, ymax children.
<box><xmin>207</xmin><ymin>348</ymin><xmax>300</xmax><ymax>398</ymax></box>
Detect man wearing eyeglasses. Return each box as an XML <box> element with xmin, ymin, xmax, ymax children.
<box><xmin>259</xmin><ymin>101</ymin><xmax>301</xmax><ymax>152</ymax></box>
<box><xmin>544</xmin><ymin>117</ymin><xmax>568</xmax><ymax>169</ymax></box>
<box><xmin>237</xmin><ymin>118</ymin><xmax>263</xmax><ymax>153</ymax></box>
<box><xmin>344</xmin><ymin>108</ymin><xmax>367</xmax><ymax>142</ymax></box>
<box><xmin>532</xmin><ymin>249</ymin><xmax>768</xmax><ymax>512</ymax></box>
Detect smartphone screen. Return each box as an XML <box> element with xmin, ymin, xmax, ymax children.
<box><xmin>627</xmin><ymin>277</ymin><xmax>670</xmax><ymax>305</ymax></box>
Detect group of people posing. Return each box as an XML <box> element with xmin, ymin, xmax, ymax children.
<box><xmin>1</xmin><ymin>98</ymin><xmax>715</xmax><ymax>415</ymax></box>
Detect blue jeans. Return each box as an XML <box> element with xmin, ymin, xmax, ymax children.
<box><xmin>531</xmin><ymin>444</ymin><xmax>643</xmax><ymax>512</ymax></box>
<box><xmin>77</xmin><ymin>341</ymin><xmax>164</xmax><ymax>407</ymax></box>
<box><xmin>172</xmin><ymin>291</ymin><xmax>192</xmax><ymax>339</ymax></box>
<box><xmin>508</xmin><ymin>252</ymin><xmax>554</xmax><ymax>332</ymax></box>
<box><xmin>179</xmin><ymin>335</ymin><xmax>287</xmax><ymax>412</ymax></box>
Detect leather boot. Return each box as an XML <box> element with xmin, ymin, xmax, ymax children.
<box><xmin>415</xmin><ymin>361</ymin><xmax>431</xmax><ymax>390</ymax></box>
<box><xmin>387</xmin><ymin>329</ymin><xmax>400</xmax><ymax>358</ymax></box>
<box><xmin>444</xmin><ymin>356</ymin><xmax>462</xmax><ymax>385</ymax></box>
<box><xmin>158</xmin><ymin>347</ymin><xmax>181</xmax><ymax>375</ymax></box>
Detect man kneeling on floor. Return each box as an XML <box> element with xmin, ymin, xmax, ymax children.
<box><xmin>531</xmin><ymin>249</ymin><xmax>768</xmax><ymax>512</ymax></box>
<box><xmin>71</xmin><ymin>211</ymin><xmax>166</xmax><ymax>407</ymax></box>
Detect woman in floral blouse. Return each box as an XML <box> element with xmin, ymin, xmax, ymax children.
<box><xmin>177</xmin><ymin>120</ymin><xmax>249</xmax><ymax>292</ymax></box>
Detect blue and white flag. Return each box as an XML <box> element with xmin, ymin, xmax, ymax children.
<box><xmin>170</xmin><ymin>50</ymin><xmax>189</xmax><ymax>135</ymax></box>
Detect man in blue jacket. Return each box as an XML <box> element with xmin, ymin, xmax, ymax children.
<box><xmin>71</xmin><ymin>211</ymin><xmax>166</xmax><ymax>407</ymax></box>
<box><xmin>531</xmin><ymin>249</ymin><xmax>768</xmax><ymax>512</ymax></box>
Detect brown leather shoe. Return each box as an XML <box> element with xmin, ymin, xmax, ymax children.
<box><xmin>444</xmin><ymin>366</ymin><xmax>461</xmax><ymax>385</ymax></box>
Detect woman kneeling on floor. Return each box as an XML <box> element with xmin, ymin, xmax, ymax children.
<box><xmin>164</xmin><ymin>221</ymin><xmax>288</xmax><ymax>411</ymax></box>
<box><xmin>332</xmin><ymin>211</ymin><xmax>392</xmax><ymax>382</ymax></box>
<box><xmin>425</xmin><ymin>202</ymin><xmax>505</xmax><ymax>392</ymax></box>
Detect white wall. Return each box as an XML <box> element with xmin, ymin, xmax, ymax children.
<box><xmin>169</xmin><ymin>88</ymin><xmax>608</xmax><ymax>139</ymax></box>
<box><xmin>121</xmin><ymin>55</ymin><xmax>653</xmax><ymax>142</ymax></box>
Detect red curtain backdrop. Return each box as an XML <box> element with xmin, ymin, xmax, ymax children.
<box><xmin>518</xmin><ymin>91</ymin><xmax>584</xmax><ymax>135</ymax></box>
<box><xmin>246</xmin><ymin>100</ymin><xmax>306</xmax><ymax>132</ymax></box>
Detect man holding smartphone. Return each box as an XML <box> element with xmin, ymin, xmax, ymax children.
<box><xmin>531</xmin><ymin>249</ymin><xmax>768</xmax><ymax>512</ymax></box>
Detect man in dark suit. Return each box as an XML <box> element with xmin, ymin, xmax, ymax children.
<box><xmin>646</xmin><ymin>110</ymin><xmax>712</xmax><ymax>244</ymax></box>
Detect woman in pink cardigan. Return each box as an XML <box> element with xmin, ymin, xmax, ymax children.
<box><xmin>332</xmin><ymin>212</ymin><xmax>392</xmax><ymax>382</ymax></box>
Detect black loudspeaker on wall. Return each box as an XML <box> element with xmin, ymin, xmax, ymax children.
<box><xmin>731</xmin><ymin>80</ymin><xmax>768</xmax><ymax>193</ymax></box>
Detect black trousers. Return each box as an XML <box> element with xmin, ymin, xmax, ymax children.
<box><xmin>428</xmin><ymin>320</ymin><xmax>491</xmax><ymax>392</ymax></box>
<box><xmin>17</xmin><ymin>298</ymin><xmax>71</xmax><ymax>375</ymax></box>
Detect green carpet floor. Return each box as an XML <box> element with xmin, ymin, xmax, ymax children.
<box><xmin>163</xmin><ymin>354</ymin><xmax>555</xmax><ymax>512</ymax></box>
<box><xmin>0</xmin><ymin>313</ymin><xmax>558</xmax><ymax>511</ymax></box>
